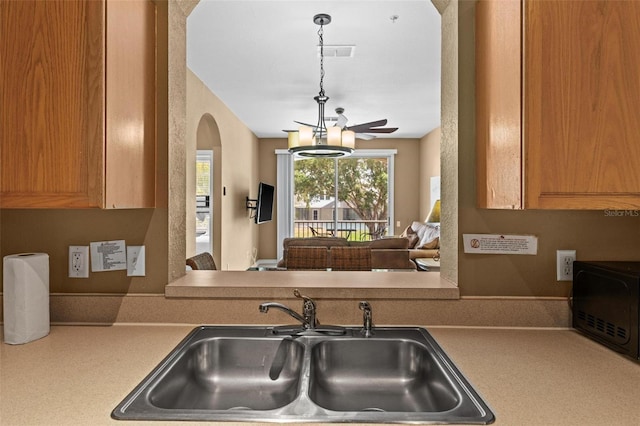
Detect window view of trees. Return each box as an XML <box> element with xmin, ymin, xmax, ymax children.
<box><xmin>293</xmin><ymin>157</ymin><xmax>389</xmax><ymax>240</ymax></box>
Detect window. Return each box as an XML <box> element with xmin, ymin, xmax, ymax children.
<box><xmin>276</xmin><ymin>149</ymin><xmax>396</xmax><ymax>259</ymax></box>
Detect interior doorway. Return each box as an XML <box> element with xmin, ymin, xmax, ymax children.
<box><xmin>195</xmin><ymin>150</ymin><xmax>213</xmax><ymax>254</ymax></box>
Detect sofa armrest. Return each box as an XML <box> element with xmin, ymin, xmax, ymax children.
<box><xmin>409</xmin><ymin>249</ymin><xmax>440</xmax><ymax>260</ymax></box>
<box><xmin>371</xmin><ymin>249</ymin><xmax>415</xmax><ymax>270</ymax></box>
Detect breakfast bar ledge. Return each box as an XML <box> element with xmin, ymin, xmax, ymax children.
<box><xmin>165</xmin><ymin>270</ymin><xmax>459</xmax><ymax>300</ymax></box>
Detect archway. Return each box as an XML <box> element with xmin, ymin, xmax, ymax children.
<box><xmin>187</xmin><ymin>113</ymin><xmax>222</xmax><ymax>270</ymax></box>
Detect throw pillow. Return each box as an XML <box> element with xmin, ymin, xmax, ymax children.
<box><xmin>399</xmin><ymin>225</ymin><xmax>419</xmax><ymax>249</ymax></box>
<box><xmin>406</xmin><ymin>234</ymin><xmax>420</xmax><ymax>249</ymax></box>
<box><xmin>419</xmin><ymin>236</ymin><xmax>439</xmax><ymax>249</ymax></box>
<box><xmin>411</xmin><ymin>221</ymin><xmax>440</xmax><ymax>249</ymax></box>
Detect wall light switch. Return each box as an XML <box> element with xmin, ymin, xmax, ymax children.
<box><xmin>127</xmin><ymin>246</ymin><xmax>145</xmax><ymax>277</ymax></box>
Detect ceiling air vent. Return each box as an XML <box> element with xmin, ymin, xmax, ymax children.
<box><xmin>318</xmin><ymin>45</ymin><xmax>356</xmax><ymax>58</ymax></box>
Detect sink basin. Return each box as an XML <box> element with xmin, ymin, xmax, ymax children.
<box><xmin>112</xmin><ymin>326</ymin><xmax>494</xmax><ymax>424</ymax></box>
<box><xmin>309</xmin><ymin>339</ymin><xmax>459</xmax><ymax>412</ymax></box>
<box><xmin>149</xmin><ymin>337</ymin><xmax>304</xmax><ymax>410</ymax></box>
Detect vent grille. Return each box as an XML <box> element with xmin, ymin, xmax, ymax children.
<box><xmin>319</xmin><ymin>45</ymin><xmax>356</xmax><ymax>58</ymax></box>
<box><xmin>577</xmin><ymin>310</ymin><xmax>628</xmax><ymax>342</ymax></box>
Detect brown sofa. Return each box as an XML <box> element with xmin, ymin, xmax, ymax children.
<box><xmin>277</xmin><ymin>237</ymin><xmax>416</xmax><ymax>270</ymax></box>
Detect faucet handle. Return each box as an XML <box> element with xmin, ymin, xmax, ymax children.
<box><xmin>293</xmin><ymin>289</ymin><xmax>316</xmax><ymax>309</ymax></box>
<box><xmin>293</xmin><ymin>288</ymin><xmax>312</xmax><ymax>302</ymax></box>
<box><xmin>294</xmin><ymin>289</ymin><xmax>317</xmax><ymax>327</ymax></box>
<box><xmin>359</xmin><ymin>301</ymin><xmax>372</xmax><ymax>318</ymax></box>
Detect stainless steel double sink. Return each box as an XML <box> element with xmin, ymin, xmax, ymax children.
<box><xmin>112</xmin><ymin>326</ymin><xmax>494</xmax><ymax>424</ymax></box>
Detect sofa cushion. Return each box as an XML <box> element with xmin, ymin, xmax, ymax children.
<box><xmin>330</xmin><ymin>246</ymin><xmax>372</xmax><ymax>271</ymax></box>
<box><xmin>285</xmin><ymin>246</ymin><xmax>329</xmax><ymax>270</ymax></box>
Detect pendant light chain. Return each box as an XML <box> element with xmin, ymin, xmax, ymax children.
<box><xmin>314</xmin><ymin>20</ymin><xmax>327</xmax><ymax>141</ymax></box>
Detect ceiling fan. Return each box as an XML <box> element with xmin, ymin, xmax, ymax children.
<box><xmin>291</xmin><ymin>108</ymin><xmax>399</xmax><ymax>140</ymax></box>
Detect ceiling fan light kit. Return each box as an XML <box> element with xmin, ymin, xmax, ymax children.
<box><xmin>287</xmin><ymin>13</ymin><xmax>397</xmax><ymax>158</ymax></box>
<box><xmin>288</xmin><ymin>13</ymin><xmax>355</xmax><ymax>158</ymax></box>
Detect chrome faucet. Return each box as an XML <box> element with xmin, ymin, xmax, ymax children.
<box><xmin>259</xmin><ymin>289</ymin><xmax>318</xmax><ymax>330</ymax></box>
<box><xmin>359</xmin><ymin>301</ymin><xmax>374</xmax><ymax>337</ymax></box>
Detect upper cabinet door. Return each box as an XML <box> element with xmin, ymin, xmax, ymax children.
<box><xmin>477</xmin><ymin>0</ymin><xmax>640</xmax><ymax>210</ymax></box>
<box><xmin>0</xmin><ymin>0</ymin><xmax>105</xmax><ymax>208</ymax></box>
<box><xmin>0</xmin><ymin>0</ymin><xmax>156</xmax><ymax>209</ymax></box>
<box><xmin>524</xmin><ymin>0</ymin><xmax>640</xmax><ymax>209</ymax></box>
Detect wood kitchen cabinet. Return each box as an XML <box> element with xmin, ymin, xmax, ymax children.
<box><xmin>476</xmin><ymin>0</ymin><xmax>640</xmax><ymax>210</ymax></box>
<box><xmin>0</xmin><ymin>0</ymin><xmax>156</xmax><ymax>208</ymax></box>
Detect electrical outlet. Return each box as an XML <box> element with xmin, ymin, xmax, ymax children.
<box><xmin>556</xmin><ymin>250</ymin><xmax>576</xmax><ymax>281</ymax></box>
<box><xmin>69</xmin><ymin>246</ymin><xmax>89</xmax><ymax>278</ymax></box>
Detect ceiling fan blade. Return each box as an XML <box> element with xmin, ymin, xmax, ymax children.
<box><xmin>346</xmin><ymin>119</ymin><xmax>388</xmax><ymax>133</ymax></box>
<box><xmin>294</xmin><ymin>120</ymin><xmax>318</xmax><ymax>128</ymax></box>
<box><xmin>360</xmin><ymin>127</ymin><xmax>398</xmax><ymax>133</ymax></box>
<box><xmin>356</xmin><ymin>133</ymin><xmax>376</xmax><ymax>140</ymax></box>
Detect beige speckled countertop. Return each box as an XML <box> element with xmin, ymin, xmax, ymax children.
<box><xmin>165</xmin><ymin>270</ymin><xmax>459</xmax><ymax>299</ymax></box>
<box><xmin>1</xmin><ymin>325</ymin><xmax>639</xmax><ymax>425</ymax></box>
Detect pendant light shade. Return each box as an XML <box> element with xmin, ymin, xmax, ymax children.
<box><xmin>298</xmin><ymin>126</ymin><xmax>315</xmax><ymax>146</ymax></box>
<box><xmin>288</xmin><ymin>131</ymin><xmax>300</xmax><ymax>148</ymax></box>
<box><xmin>342</xmin><ymin>130</ymin><xmax>355</xmax><ymax>149</ymax></box>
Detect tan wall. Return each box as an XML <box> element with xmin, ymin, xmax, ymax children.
<box><xmin>420</xmin><ymin>127</ymin><xmax>441</xmax><ymax>221</ymax></box>
<box><xmin>257</xmin><ymin>138</ymin><xmax>424</xmax><ymax>260</ymax></box>
<box><xmin>454</xmin><ymin>1</ymin><xmax>640</xmax><ymax>296</ymax></box>
<box><xmin>186</xmin><ymin>69</ymin><xmax>259</xmax><ymax>271</ymax></box>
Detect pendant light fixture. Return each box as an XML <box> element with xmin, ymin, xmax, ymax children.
<box><xmin>288</xmin><ymin>14</ymin><xmax>355</xmax><ymax>158</ymax></box>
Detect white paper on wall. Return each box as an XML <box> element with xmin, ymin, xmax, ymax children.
<box><xmin>90</xmin><ymin>240</ymin><xmax>127</xmax><ymax>272</ymax></box>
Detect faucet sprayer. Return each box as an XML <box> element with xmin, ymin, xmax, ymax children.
<box><xmin>359</xmin><ymin>301</ymin><xmax>374</xmax><ymax>337</ymax></box>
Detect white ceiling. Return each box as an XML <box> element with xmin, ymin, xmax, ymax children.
<box><xmin>187</xmin><ymin>0</ymin><xmax>441</xmax><ymax>139</ymax></box>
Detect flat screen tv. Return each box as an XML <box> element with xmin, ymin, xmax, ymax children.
<box><xmin>255</xmin><ymin>182</ymin><xmax>274</xmax><ymax>224</ymax></box>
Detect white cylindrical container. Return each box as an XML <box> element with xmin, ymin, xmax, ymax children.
<box><xmin>3</xmin><ymin>253</ymin><xmax>50</xmax><ymax>344</ymax></box>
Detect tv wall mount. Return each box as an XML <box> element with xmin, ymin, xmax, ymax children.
<box><xmin>246</xmin><ymin>197</ymin><xmax>258</xmax><ymax>218</ymax></box>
